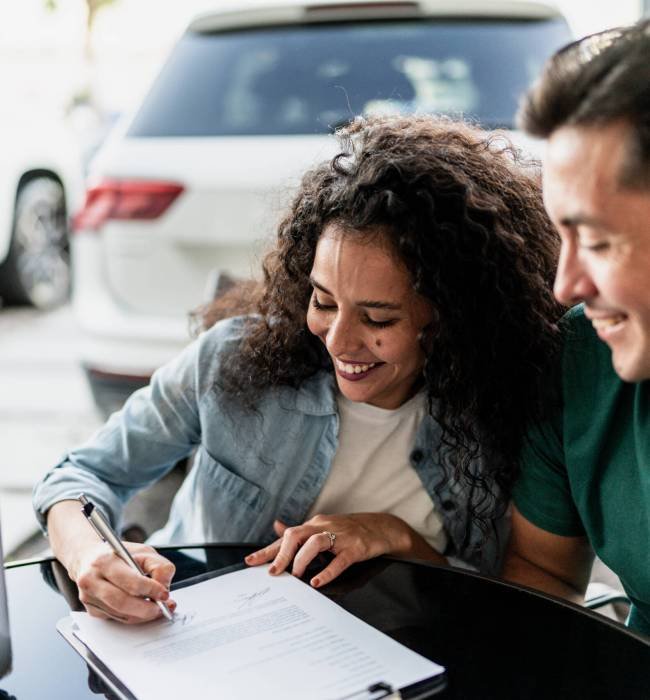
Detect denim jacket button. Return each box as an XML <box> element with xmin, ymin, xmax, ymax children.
<box><xmin>410</xmin><ymin>449</ymin><xmax>424</xmax><ymax>463</ymax></box>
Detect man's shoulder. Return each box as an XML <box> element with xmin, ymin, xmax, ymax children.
<box><xmin>557</xmin><ymin>306</ymin><xmax>649</xmax><ymax>431</ymax></box>
<box><xmin>559</xmin><ymin>305</ymin><xmax>613</xmax><ymax>378</ymax></box>
<box><xmin>560</xmin><ymin>304</ymin><xmax>597</xmax><ymax>343</ymax></box>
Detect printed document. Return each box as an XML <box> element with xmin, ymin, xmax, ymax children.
<box><xmin>65</xmin><ymin>565</ymin><xmax>443</xmax><ymax>699</ymax></box>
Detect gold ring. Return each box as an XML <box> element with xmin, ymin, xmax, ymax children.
<box><xmin>323</xmin><ymin>531</ymin><xmax>336</xmax><ymax>551</ymax></box>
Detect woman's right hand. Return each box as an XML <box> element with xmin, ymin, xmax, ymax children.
<box><xmin>72</xmin><ymin>540</ymin><xmax>176</xmax><ymax>624</ymax></box>
<box><xmin>47</xmin><ymin>500</ymin><xmax>176</xmax><ymax>625</ymax></box>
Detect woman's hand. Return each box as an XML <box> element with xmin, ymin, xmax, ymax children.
<box><xmin>73</xmin><ymin>541</ymin><xmax>176</xmax><ymax>624</ymax></box>
<box><xmin>245</xmin><ymin>512</ymin><xmax>428</xmax><ymax>588</ymax></box>
<box><xmin>46</xmin><ymin>500</ymin><xmax>175</xmax><ymax>624</ymax></box>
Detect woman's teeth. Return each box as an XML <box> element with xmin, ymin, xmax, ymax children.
<box><xmin>335</xmin><ymin>359</ymin><xmax>377</xmax><ymax>374</ymax></box>
<box><xmin>592</xmin><ymin>315</ymin><xmax>626</xmax><ymax>329</ymax></box>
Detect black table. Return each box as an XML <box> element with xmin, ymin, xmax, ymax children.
<box><xmin>1</xmin><ymin>544</ymin><xmax>649</xmax><ymax>698</ymax></box>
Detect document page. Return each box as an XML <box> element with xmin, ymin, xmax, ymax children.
<box><xmin>68</xmin><ymin>565</ymin><xmax>443</xmax><ymax>699</ymax></box>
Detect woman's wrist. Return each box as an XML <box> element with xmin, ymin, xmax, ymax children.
<box><xmin>381</xmin><ymin>514</ymin><xmax>420</xmax><ymax>556</ymax></box>
<box><xmin>46</xmin><ymin>499</ymin><xmax>100</xmax><ymax>580</ymax></box>
<box><xmin>386</xmin><ymin>516</ymin><xmax>447</xmax><ymax>564</ymax></box>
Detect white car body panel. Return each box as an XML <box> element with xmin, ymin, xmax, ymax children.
<box><xmin>86</xmin><ymin>135</ymin><xmax>338</xmax><ymax>317</ymax></box>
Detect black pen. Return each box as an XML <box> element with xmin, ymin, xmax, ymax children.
<box><xmin>78</xmin><ymin>493</ymin><xmax>174</xmax><ymax>622</ymax></box>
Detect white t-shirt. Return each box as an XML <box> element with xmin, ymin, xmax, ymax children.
<box><xmin>307</xmin><ymin>391</ymin><xmax>448</xmax><ymax>553</ymax></box>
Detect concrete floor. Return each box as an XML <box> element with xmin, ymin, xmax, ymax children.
<box><xmin>0</xmin><ymin>304</ymin><xmax>102</xmax><ymax>557</ymax></box>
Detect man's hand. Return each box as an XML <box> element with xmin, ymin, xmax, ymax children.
<box><xmin>502</xmin><ymin>506</ymin><xmax>594</xmax><ymax>604</ymax></box>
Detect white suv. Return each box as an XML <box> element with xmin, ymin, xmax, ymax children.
<box><xmin>72</xmin><ymin>0</ymin><xmax>571</xmax><ymax>415</ymax></box>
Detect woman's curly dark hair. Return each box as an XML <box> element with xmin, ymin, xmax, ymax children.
<box><xmin>206</xmin><ymin>114</ymin><xmax>562</xmax><ymax>539</ymax></box>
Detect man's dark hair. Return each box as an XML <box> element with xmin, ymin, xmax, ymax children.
<box><xmin>519</xmin><ymin>20</ymin><xmax>650</xmax><ymax>186</ymax></box>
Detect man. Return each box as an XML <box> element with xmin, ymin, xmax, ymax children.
<box><xmin>503</xmin><ymin>21</ymin><xmax>650</xmax><ymax>635</ymax></box>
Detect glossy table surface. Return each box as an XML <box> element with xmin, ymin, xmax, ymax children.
<box><xmin>1</xmin><ymin>544</ymin><xmax>649</xmax><ymax>699</ymax></box>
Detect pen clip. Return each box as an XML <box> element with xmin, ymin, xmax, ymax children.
<box><xmin>79</xmin><ymin>495</ymin><xmax>107</xmax><ymax>543</ymax></box>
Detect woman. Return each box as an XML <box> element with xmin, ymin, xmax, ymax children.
<box><xmin>34</xmin><ymin>115</ymin><xmax>560</xmax><ymax>624</ymax></box>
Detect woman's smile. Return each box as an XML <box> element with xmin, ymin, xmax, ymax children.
<box><xmin>334</xmin><ymin>358</ymin><xmax>384</xmax><ymax>381</ymax></box>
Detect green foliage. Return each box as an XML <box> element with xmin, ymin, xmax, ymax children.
<box><xmin>88</xmin><ymin>0</ymin><xmax>119</xmax><ymax>13</ymax></box>
<box><xmin>43</xmin><ymin>0</ymin><xmax>120</xmax><ymax>61</ymax></box>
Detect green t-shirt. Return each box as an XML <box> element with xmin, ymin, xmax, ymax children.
<box><xmin>513</xmin><ymin>305</ymin><xmax>650</xmax><ymax>636</ymax></box>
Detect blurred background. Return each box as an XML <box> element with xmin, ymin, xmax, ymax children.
<box><xmin>0</xmin><ymin>0</ymin><xmax>647</xmax><ymax>563</ymax></box>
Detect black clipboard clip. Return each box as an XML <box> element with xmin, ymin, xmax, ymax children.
<box><xmin>336</xmin><ymin>682</ymin><xmax>400</xmax><ymax>699</ymax></box>
<box><xmin>336</xmin><ymin>675</ymin><xmax>447</xmax><ymax>700</ymax></box>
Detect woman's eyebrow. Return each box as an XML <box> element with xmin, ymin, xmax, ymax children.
<box><xmin>310</xmin><ymin>277</ymin><xmax>401</xmax><ymax>310</ymax></box>
<box><xmin>358</xmin><ymin>299</ymin><xmax>402</xmax><ymax>310</ymax></box>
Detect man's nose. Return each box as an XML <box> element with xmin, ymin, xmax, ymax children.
<box><xmin>326</xmin><ymin>312</ymin><xmax>363</xmax><ymax>357</ymax></box>
<box><xmin>553</xmin><ymin>243</ymin><xmax>598</xmax><ymax>306</ymax></box>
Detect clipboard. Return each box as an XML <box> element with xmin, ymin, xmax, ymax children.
<box><xmin>57</xmin><ymin>616</ymin><xmax>136</xmax><ymax>700</ymax></box>
<box><xmin>56</xmin><ymin>565</ymin><xmax>446</xmax><ymax>700</ymax></box>
<box><xmin>57</xmin><ymin>614</ymin><xmax>446</xmax><ymax>700</ymax></box>
<box><xmin>55</xmin><ymin>566</ymin><xmax>244</xmax><ymax>700</ymax></box>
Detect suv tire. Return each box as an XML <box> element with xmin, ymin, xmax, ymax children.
<box><xmin>0</xmin><ymin>176</ymin><xmax>70</xmax><ymax>309</ymax></box>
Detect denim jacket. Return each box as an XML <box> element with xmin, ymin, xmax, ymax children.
<box><xmin>33</xmin><ymin>316</ymin><xmax>508</xmax><ymax>575</ymax></box>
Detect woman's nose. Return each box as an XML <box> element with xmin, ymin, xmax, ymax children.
<box><xmin>326</xmin><ymin>313</ymin><xmax>364</xmax><ymax>357</ymax></box>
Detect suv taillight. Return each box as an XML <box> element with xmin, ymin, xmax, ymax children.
<box><xmin>72</xmin><ymin>179</ymin><xmax>184</xmax><ymax>232</ymax></box>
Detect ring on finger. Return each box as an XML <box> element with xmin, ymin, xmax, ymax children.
<box><xmin>322</xmin><ymin>530</ymin><xmax>336</xmax><ymax>552</ymax></box>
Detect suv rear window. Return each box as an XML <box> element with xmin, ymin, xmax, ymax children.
<box><xmin>128</xmin><ymin>18</ymin><xmax>570</xmax><ymax>137</ymax></box>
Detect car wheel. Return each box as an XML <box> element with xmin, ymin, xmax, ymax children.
<box><xmin>0</xmin><ymin>176</ymin><xmax>70</xmax><ymax>309</ymax></box>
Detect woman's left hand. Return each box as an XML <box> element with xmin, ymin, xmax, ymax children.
<box><xmin>244</xmin><ymin>513</ymin><xmax>413</xmax><ymax>588</ymax></box>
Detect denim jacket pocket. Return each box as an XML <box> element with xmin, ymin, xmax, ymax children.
<box><xmin>191</xmin><ymin>448</ymin><xmax>270</xmax><ymax>542</ymax></box>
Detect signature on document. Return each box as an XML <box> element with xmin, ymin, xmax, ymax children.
<box><xmin>171</xmin><ymin>611</ymin><xmax>197</xmax><ymax>627</ymax></box>
<box><xmin>236</xmin><ymin>587</ymin><xmax>271</xmax><ymax>610</ymax></box>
